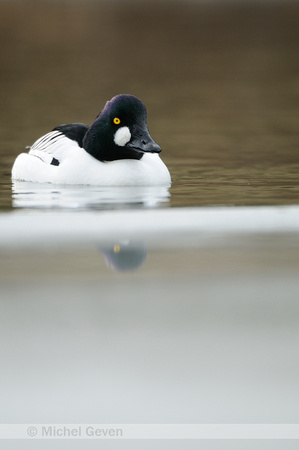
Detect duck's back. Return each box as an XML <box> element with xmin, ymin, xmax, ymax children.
<box><xmin>12</xmin><ymin>124</ymin><xmax>88</xmax><ymax>184</ymax></box>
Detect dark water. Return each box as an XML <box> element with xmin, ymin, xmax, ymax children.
<box><xmin>0</xmin><ymin>0</ymin><xmax>299</xmax><ymax>210</ymax></box>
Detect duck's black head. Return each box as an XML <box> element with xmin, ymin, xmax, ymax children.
<box><xmin>83</xmin><ymin>94</ymin><xmax>161</xmax><ymax>161</ymax></box>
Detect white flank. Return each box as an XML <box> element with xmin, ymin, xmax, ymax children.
<box><xmin>11</xmin><ymin>130</ymin><xmax>171</xmax><ymax>186</ymax></box>
<box><xmin>113</xmin><ymin>126</ymin><xmax>131</xmax><ymax>147</ymax></box>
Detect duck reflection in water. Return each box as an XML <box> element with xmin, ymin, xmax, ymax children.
<box><xmin>99</xmin><ymin>241</ymin><xmax>147</xmax><ymax>272</ymax></box>
<box><xmin>11</xmin><ymin>182</ymin><xmax>170</xmax><ymax>210</ymax></box>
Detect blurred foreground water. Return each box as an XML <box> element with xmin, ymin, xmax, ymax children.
<box><xmin>1</xmin><ymin>207</ymin><xmax>298</xmax><ymax>448</ymax></box>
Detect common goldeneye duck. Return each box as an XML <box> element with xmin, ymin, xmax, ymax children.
<box><xmin>11</xmin><ymin>94</ymin><xmax>171</xmax><ymax>186</ymax></box>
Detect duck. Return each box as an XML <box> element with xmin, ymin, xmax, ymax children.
<box><xmin>11</xmin><ymin>94</ymin><xmax>171</xmax><ymax>186</ymax></box>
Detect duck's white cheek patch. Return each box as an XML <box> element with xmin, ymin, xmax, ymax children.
<box><xmin>114</xmin><ymin>126</ymin><xmax>131</xmax><ymax>147</ymax></box>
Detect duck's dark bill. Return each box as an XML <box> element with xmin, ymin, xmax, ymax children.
<box><xmin>127</xmin><ymin>127</ymin><xmax>161</xmax><ymax>153</ymax></box>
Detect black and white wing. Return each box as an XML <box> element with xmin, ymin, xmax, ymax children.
<box><xmin>29</xmin><ymin>123</ymin><xmax>89</xmax><ymax>166</ymax></box>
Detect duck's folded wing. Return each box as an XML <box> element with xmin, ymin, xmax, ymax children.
<box><xmin>29</xmin><ymin>123</ymin><xmax>89</xmax><ymax>165</ymax></box>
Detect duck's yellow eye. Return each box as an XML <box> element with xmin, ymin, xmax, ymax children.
<box><xmin>113</xmin><ymin>117</ymin><xmax>121</xmax><ymax>125</ymax></box>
